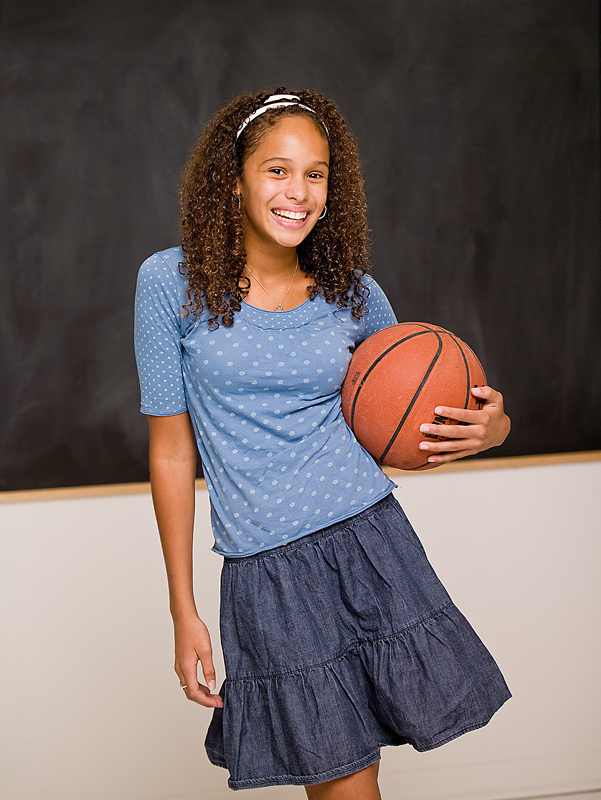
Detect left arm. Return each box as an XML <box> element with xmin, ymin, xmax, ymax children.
<box><xmin>358</xmin><ymin>277</ymin><xmax>510</xmax><ymax>464</ymax></box>
<box><xmin>418</xmin><ymin>385</ymin><xmax>511</xmax><ymax>465</ymax></box>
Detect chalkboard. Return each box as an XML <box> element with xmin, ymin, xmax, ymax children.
<box><xmin>1</xmin><ymin>0</ymin><xmax>599</xmax><ymax>491</ymax></box>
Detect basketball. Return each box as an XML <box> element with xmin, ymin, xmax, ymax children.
<box><xmin>341</xmin><ymin>322</ymin><xmax>487</xmax><ymax>471</ymax></box>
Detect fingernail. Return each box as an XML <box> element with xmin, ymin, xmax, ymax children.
<box><xmin>419</xmin><ymin>442</ymin><xmax>429</xmax><ymax>450</ymax></box>
<box><xmin>434</xmin><ymin>407</ymin><xmax>443</xmax><ymax>415</ymax></box>
<box><xmin>208</xmin><ymin>679</ymin><xmax>216</xmax><ymax>691</ymax></box>
<box><xmin>420</xmin><ymin>424</ymin><xmax>429</xmax><ymax>433</ymax></box>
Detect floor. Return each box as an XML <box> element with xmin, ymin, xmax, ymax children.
<box><xmin>526</xmin><ymin>794</ymin><xmax>601</xmax><ymax>800</ymax></box>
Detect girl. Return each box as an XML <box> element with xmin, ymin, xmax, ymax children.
<box><xmin>134</xmin><ymin>88</ymin><xmax>511</xmax><ymax>798</ymax></box>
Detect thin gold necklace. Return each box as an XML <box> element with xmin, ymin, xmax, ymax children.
<box><xmin>245</xmin><ymin>259</ymin><xmax>299</xmax><ymax>311</ymax></box>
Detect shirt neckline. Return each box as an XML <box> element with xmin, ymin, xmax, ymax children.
<box><xmin>238</xmin><ymin>295</ymin><xmax>319</xmax><ymax>330</ymax></box>
<box><xmin>240</xmin><ymin>296</ymin><xmax>313</xmax><ymax>313</ymax></box>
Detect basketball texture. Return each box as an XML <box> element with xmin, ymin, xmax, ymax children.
<box><xmin>341</xmin><ymin>322</ymin><xmax>487</xmax><ymax>471</ymax></box>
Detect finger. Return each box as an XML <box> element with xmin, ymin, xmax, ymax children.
<box><xmin>425</xmin><ymin>448</ymin><xmax>479</xmax><ymax>465</ymax></box>
<box><xmin>425</xmin><ymin>406</ymin><xmax>489</xmax><ymax>425</ymax></box>
<box><xmin>198</xmin><ymin>652</ymin><xmax>218</xmax><ymax>695</ymax></box>
<box><xmin>420</xmin><ymin>421</ymin><xmax>487</xmax><ymax>441</ymax></box>
<box><xmin>178</xmin><ymin>663</ymin><xmax>223</xmax><ymax>708</ymax></box>
<box><xmin>188</xmin><ymin>682</ymin><xmax>224</xmax><ymax>708</ymax></box>
<box><xmin>420</xmin><ymin>436</ymin><xmax>483</xmax><ymax>453</ymax></box>
<box><xmin>471</xmin><ymin>385</ymin><xmax>501</xmax><ymax>403</ymax></box>
<box><xmin>182</xmin><ymin>679</ymin><xmax>223</xmax><ymax>708</ymax></box>
<box><xmin>192</xmin><ymin>643</ymin><xmax>222</xmax><ymax>706</ymax></box>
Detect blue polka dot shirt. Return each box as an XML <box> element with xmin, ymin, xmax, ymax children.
<box><xmin>134</xmin><ymin>247</ymin><xmax>398</xmax><ymax>557</ymax></box>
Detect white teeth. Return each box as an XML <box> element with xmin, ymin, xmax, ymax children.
<box><xmin>273</xmin><ymin>209</ymin><xmax>307</xmax><ymax>220</ymax></box>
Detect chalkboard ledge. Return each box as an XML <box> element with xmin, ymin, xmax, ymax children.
<box><xmin>0</xmin><ymin>451</ymin><xmax>599</xmax><ymax>505</ymax></box>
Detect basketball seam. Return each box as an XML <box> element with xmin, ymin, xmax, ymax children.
<box><xmin>349</xmin><ymin>330</ymin><xmax>439</xmax><ymax>431</ymax></box>
<box><xmin>379</xmin><ymin>332</ymin><xmax>443</xmax><ymax>463</ymax></box>
<box><xmin>447</xmin><ymin>333</ymin><xmax>471</xmax><ymax>410</ymax></box>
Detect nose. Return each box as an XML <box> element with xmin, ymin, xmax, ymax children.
<box><xmin>285</xmin><ymin>172</ymin><xmax>309</xmax><ymax>203</ymax></box>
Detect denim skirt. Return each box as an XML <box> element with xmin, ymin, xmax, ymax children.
<box><xmin>204</xmin><ymin>493</ymin><xmax>511</xmax><ymax>791</ymax></box>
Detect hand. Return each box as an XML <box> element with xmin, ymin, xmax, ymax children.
<box><xmin>418</xmin><ymin>385</ymin><xmax>510</xmax><ymax>466</ymax></box>
<box><xmin>174</xmin><ymin>615</ymin><xmax>224</xmax><ymax>708</ymax></box>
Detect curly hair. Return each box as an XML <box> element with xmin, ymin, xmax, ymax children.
<box><xmin>179</xmin><ymin>87</ymin><xmax>371</xmax><ymax>327</ymax></box>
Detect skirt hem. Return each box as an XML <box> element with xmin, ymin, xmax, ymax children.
<box><xmin>207</xmin><ymin>747</ymin><xmax>382</xmax><ymax>791</ymax></box>
<box><xmin>207</xmin><ymin>706</ymin><xmax>507</xmax><ymax>790</ymax></box>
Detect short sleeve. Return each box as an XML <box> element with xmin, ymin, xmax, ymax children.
<box><xmin>134</xmin><ymin>253</ymin><xmax>188</xmax><ymax>416</ymax></box>
<box><xmin>361</xmin><ymin>275</ymin><xmax>398</xmax><ymax>341</ymax></box>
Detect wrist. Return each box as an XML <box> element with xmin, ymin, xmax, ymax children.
<box><xmin>169</xmin><ymin>598</ymin><xmax>199</xmax><ymax>624</ymax></box>
<box><xmin>494</xmin><ymin>414</ymin><xmax>511</xmax><ymax>447</ymax></box>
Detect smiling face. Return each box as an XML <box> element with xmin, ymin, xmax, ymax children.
<box><xmin>236</xmin><ymin>115</ymin><xmax>330</xmax><ymax>261</ymax></box>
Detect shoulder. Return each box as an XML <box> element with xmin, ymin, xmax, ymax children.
<box><xmin>137</xmin><ymin>246</ymin><xmax>187</xmax><ymax>289</ymax></box>
<box><xmin>354</xmin><ymin>272</ymin><xmax>397</xmax><ymax>336</ymax></box>
<box><xmin>352</xmin><ymin>271</ymin><xmax>391</xmax><ymax>307</ymax></box>
<box><xmin>136</xmin><ymin>247</ymin><xmax>191</xmax><ymax>316</ymax></box>
<box><xmin>135</xmin><ymin>246</ymin><xmax>193</xmax><ymax>334</ymax></box>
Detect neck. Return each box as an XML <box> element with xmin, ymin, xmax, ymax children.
<box><xmin>242</xmin><ymin>229</ymin><xmax>299</xmax><ymax>278</ymax></box>
<box><xmin>244</xmin><ymin>253</ymin><xmax>298</xmax><ymax>280</ymax></box>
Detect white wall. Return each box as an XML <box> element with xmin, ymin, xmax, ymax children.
<box><xmin>1</xmin><ymin>460</ymin><xmax>600</xmax><ymax>800</ymax></box>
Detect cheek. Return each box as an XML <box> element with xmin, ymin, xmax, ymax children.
<box><xmin>243</xmin><ymin>181</ymin><xmax>273</xmax><ymax>210</ymax></box>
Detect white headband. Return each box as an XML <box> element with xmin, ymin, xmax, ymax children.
<box><xmin>235</xmin><ymin>94</ymin><xmax>326</xmax><ymax>140</ymax></box>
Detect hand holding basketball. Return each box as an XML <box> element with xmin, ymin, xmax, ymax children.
<box><xmin>418</xmin><ymin>385</ymin><xmax>510</xmax><ymax>465</ymax></box>
<box><xmin>341</xmin><ymin>322</ymin><xmax>510</xmax><ymax>470</ymax></box>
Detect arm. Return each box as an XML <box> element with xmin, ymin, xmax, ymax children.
<box><xmin>358</xmin><ymin>280</ymin><xmax>510</xmax><ymax>462</ymax></box>
<box><xmin>418</xmin><ymin>385</ymin><xmax>511</xmax><ymax>465</ymax></box>
<box><xmin>148</xmin><ymin>412</ymin><xmax>223</xmax><ymax>708</ymax></box>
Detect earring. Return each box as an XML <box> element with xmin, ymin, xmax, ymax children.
<box><xmin>236</xmin><ymin>194</ymin><xmax>242</xmax><ymax>209</ymax></box>
<box><xmin>318</xmin><ymin>205</ymin><xmax>327</xmax><ymax>220</ymax></box>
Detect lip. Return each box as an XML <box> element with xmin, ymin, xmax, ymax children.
<box><xmin>270</xmin><ymin>207</ymin><xmax>312</xmax><ymax>229</ymax></box>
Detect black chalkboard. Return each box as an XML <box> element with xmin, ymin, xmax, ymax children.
<box><xmin>1</xmin><ymin>0</ymin><xmax>599</xmax><ymax>491</ymax></box>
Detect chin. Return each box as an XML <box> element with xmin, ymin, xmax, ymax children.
<box><xmin>271</xmin><ymin>230</ymin><xmax>312</xmax><ymax>249</ymax></box>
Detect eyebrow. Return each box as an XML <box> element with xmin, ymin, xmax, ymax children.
<box><xmin>260</xmin><ymin>157</ymin><xmax>329</xmax><ymax>168</ymax></box>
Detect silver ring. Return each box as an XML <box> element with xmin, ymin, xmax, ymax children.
<box><xmin>179</xmin><ymin>682</ymin><xmax>187</xmax><ymax>690</ymax></box>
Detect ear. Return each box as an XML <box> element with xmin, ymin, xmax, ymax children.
<box><xmin>235</xmin><ymin>178</ymin><xmax>242</xmax><ymax>196</ymax></box>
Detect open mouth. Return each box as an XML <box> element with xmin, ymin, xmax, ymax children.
<box><xmin>272</xmin><ymin>209</ymin><xmax>309</xmax><ymax>222</ymax></box>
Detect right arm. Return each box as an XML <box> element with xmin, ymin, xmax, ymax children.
<box><xmin>148</xmin><ymin>412</ymin><xmax>223</xmax><ymax>709</ymax></box>
<box><xmin>135</xmin><ymin>252</ymin><xmax>221</xmax><ymax>707</ymax></box>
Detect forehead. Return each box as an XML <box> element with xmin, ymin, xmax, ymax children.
<box><xmin>245</xmin><ymin>114</ymin><xmax>329</xmax><ymax>161</ymax></box>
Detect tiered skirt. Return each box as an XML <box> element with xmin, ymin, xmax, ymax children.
<box><xmin>205</xmin><ymin>493</ymin><xmax>510</xmax><ymax>790</ymax></box>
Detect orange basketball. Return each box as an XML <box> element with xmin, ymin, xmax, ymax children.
<box><xmin>341</xmin><ymin>322</ymin><xmax>487</xmax><ymax>471</ymax></box>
